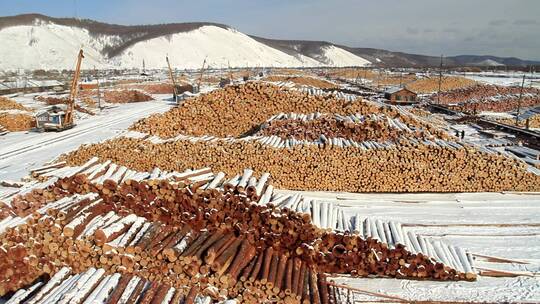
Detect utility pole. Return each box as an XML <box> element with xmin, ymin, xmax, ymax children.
<box><xmin>399</xmin><ymin>71</ymin><xmax>403</xmax><ymax>88</ymax></box>
<box><xmin>529</xmin><ymin>66</ymin><xmax>534</xmax><ymax>88</ymax></box>
<box><xmin>94</xmin><ymin>66</ymin><xmax>101</xmax><ymax>111</ymax></box>
<box><xmin>437</xmin><ymin>55</ymin><xmax>443</xmax><ymax>104</ymax></box>
<box><xmin>515</xmin><ymin>74</ymin><xmax>526</xmax><ymax>126</ymax></box>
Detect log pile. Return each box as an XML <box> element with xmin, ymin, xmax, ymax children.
<box><xmin>496</xmin><ymin>114</ymin><xmax>540</xmax><ymax>128</ymax></box>
<box><xmin>62</xmin><ymin>136</ymin><xmax>540</xmax><ymax>192</ymax></box>
<box><xmin>264</xmin><ymin>75</ymin><xmax>339</xmax><ymax>89</ymax></box>
<box><xmin>406</xmin><ymin>76</ymin><xmax>477</xmax><ymax>94</ymax></box>
<box><xmin>433</xmin><ymin>84</ymin><xmax>540</xmax><ymax>113</ymax></box>
<box><xmin>104</xmin><ymin>89</ymin><xmax>154</xmax><ymax>103</ymax></box>
<box><xmin>1</xmin><ymin>265</ymin><xmax>348</xmax><ymax>304</ymax></box>
<box><xmin>130</xmin><ymin>82</ymin><xmax>397</xmax><ymax>138</ymax></box>
<box><xmin>327</xmin><ymin>69</ymin><xmax>418</xmax><ymax>87</ymax></box>
<box><xmin>451</xmin><ymin>95</ymin><xmax>540</xmax><ymax>113</ymax></box>
<box><xmin>0</xmin><ymin>163</ymin><xmax>475</xmax><ymax>300</ymax></box>
<box><xmin>257</xmin><ymin>112</ymin><xmax>449</xmax><ymax>142</ymax></box>
<box><xmin>0</xmin><ymin>113</ymin><xmax>35</xmax><ymax>132</ymax></box>
<box><xmin>434</xmin><ymin>85</ymin><xmax>540</xmax><ymax>104</ymax></box>
<box><xmin>35</xmin><ymin>95</ymin><xmax>69</xmax><ymax>105</ymax></box>
<box><xmin>0</xmin><ymin>96</ymin><xmax>28</xmax><ymax>111</ymax></box>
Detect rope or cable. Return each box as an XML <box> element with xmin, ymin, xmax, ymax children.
<box><xmin>326</xmin><ymin>280</ymin><xmax>408</xmax><ymax>303</ymax></box>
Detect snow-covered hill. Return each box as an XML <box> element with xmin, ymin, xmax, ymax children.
<box><xmin>0</xmin><ymin>16</ymin><xmax>370</xmax><ymax>70</ymax></box>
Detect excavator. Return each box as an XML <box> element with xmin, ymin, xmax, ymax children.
<box><xmin>36</xmin><ymin>49</ymin><xmax>84</xmax><ymax>132</ymax></box>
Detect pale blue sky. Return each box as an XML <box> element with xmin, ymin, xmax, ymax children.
<box><xmin>1</xmin><ymin>0</ymin><xmax>539</xmax><ymax>60</ymax></box>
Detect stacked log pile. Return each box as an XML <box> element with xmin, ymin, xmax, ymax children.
<box><xmin>496</xmin><ymin>114</ymin><xmax>540</xmax><ymax>128</ymax></box>
<box><xmin>257</xmin><ymin>112</ymin><xmax>449</xmax><ymax>142</ymax></box>
<box><xmin>0</xmin><ymin>113</ymin><xmax>35</xmax><ymax>132</ymax></box>
<box><xmin>327</xmin><ymin>69</ymin><xmax>418</xmax><ymax>87</ymax></box>
<box><xmin>130</xmin><ymin>82</ymin><xmax>403</xmax><ymax>138</ymax></box>
<box><xmin>406</xmin><ymin>76</ymin><xmax>477</xmax><ymax>94</ymax></box>
<box><xmin>35</xmin><ymin>95</ymin><xmax>69</xmax><ymax>105</ymax></box>
<box><xmin>435</xmin><ymin>85</ymin><xmax>540</xmax><ymax>104</ymax></box>
<box><xmin>62</xmin><ymin>135</ymin><xmax>540</xmax><ymax>192</ymax></box>
<box><xmin>264</xmin><ymin>75</ymin><xmax>339</xmax><ymax>89</ymax></box>
<box><xmin>0</xmin><ymin>163</ymin><xmax>475</xmax><ymax>300</ymax></box>
<box><xmin>0</xmin><ymin>96</ymin><xmax>28</xmax><ymax>111</ymax></box>
<box><xmin>453</xmin><ymin>95</ymin><xmax>540</xmax><ymax>113</ymax></box>
<box><xmin>1</xmin><ymin>266</ymin><xmax>349</xmax><ymax>304</ymax></box>
<box><xmin>104</xmin><ymin>89</ymin><xmax>154</xmax><ymax>103</ymax></box>
<box><xmin>433</xmin><ymin>84</ymin><xmax>540</xmax><ymax>113</ymax></box>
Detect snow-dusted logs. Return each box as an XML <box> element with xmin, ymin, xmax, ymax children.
<box><xmin>264</xmin><ymin>196</ymin><xmax>476</xmax><ymax>280</ymax></box>
<box><xmin>433</xmin><ymin>84</ymin><xmax>540</xmax><ymax>112</ymax></box>
<box><xmin>1</xmin><ymin>184</ymin><xmax>473</xmax><ymax>298</ymax></box>
<box><xmin>130</xmin><ymin>82</ymin><xmax>394</xmax><ymax>138</ymax></box>
<box><xmin>62</xmin><ymin>135</ymin><xmax>540</xmax><ymax>192</ymax></box>
<box><xmin>1</xmin><ymin>208</ymin><xmax>334</xmax><ymax>303</ymax></box>
<box><xmin>2</xmin><ymin>267</ymin><xmax>224</xmax><ymax>304</ymax></box>
<box><xmin>7</xmin><ymin>266</ymin><xmax>343</xmax><ymax>304</ymax></box>
<box><xmin>257</xmin><ymin>112</ymin><xmax>449</xmax><ymax>143</ymax></box>
<box><xmin>3</xmin><ymin>162</ymin><xmax>272</xmax><ymax>219</ymax></box>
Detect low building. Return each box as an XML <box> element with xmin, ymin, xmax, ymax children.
<box><xmin>384</xmin><ymin>87</ymin><xmax>417</xmax><ymax>104</ymax></box>
<box><xmin>0</xmin><ymin>79</ymin><xmax>64</xmax><ymax>94</ymax></box>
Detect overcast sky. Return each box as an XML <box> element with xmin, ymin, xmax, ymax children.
<box><xmin>2</xmin><ymin>0</ymin><xmax>539</xmax><ymax>60</ymax></box>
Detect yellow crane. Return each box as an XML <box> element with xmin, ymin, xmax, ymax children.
<box><xmin>64</xmin><ymin>49</ymin><xmax>84</xmax><ymax>126</ymax></box>
<box><xmin>37</xmin><ymin>49</ymin><xmax>84</xmax><ymax>132</ymax></box>
<box><xmin>196</xmin><ymin>57</ymin><xmax>208</xmax><ymax>91</ymax></box>
<box><xmin>166</xmin><ymin>55</ymin><xmax>179</xmax><ymax>102</ymax></box>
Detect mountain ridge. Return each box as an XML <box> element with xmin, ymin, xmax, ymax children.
<box><xmin>0</xmin><ymin>13</ymin><xmax>538</xmax><ymax>70</ymax></box>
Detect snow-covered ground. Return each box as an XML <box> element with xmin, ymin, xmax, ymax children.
<box><xmin>463</xmin><ymin>71</ymin><xmax>540</xmax><ymax>88</ymax></box>
<box><xmin>0</xmin><ymin>20</ymin><xmax>371</xmax><ymax>70</ymax></box>
<box><xmin>0</xmin><ymin>96</ymin><xmax>172</xmax><ymax>196</ymax></box>
<box><xmin>277</xmin><ymin>190</ymin><xmax>540</xmax><ymax>303</ymax></box>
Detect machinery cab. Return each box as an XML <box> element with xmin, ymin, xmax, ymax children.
<box><xmin>35</xmin><ymin>105</ymin><xmax>75</xmax><ymax>132</ymax></box>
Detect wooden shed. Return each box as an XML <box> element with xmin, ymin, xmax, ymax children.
<box><xmin>384</xmin><ymin>87</ymin><xmax>417</xmax><ymax>104</ymax></box>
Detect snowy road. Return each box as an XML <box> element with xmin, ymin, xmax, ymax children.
<box><xmin>0</xmin><ymin>100</ymin><xmax>172</xmax><ymax>186</ymax></box>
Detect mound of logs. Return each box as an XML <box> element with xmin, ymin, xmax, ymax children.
<box><xmin>0</xmin><ymin>96</ymin><xmax>28</xmax><ymax>111</ymax></box>
<box><xmin>35</xmin><ymin>95</ymin><xmax>68</xmax><ymax>105</ymax></box>
<box><xmin>264</xmin><ymin>75</ymin><xmax>339</xmax><ymax>89</ymax></box>
<box><xmin>257</xmin><ymin>114</ymin><xmax>447</xmax><ymax>142</ymax></box>
<box><xmin>451</xmin><ymin>95</ymin><xmax>540</xmax><ymax>113</ymax></box>
<box><xmin>406</xmin><ymin>76</ymin><xmax>477</xmax><ymax>94</ymax></box>
<box><xmin>0</xmin><ymin>171</ymin><xmax>473</xmax><ymax>298</ymax></box>
<box><xmin>63</xmin><ymin>136</ymin><xmax>540</xmax><ymax>192</ymax></box>
<box><xmin>433</xmin><ymin>84</ymin><xmax>540</xmax><ymax>105</ymax></box>
<box><xmin>104</xmin><ymin>89</ymin><xmax>154</xmax><ymax>103</ymax></box>
<box><xmin>0</xmin><ymin>113</ymin><xmax>35</xmax><ymax>131</ymax></box>
<box><xmin>130</xmin><ymin>82</ymin><xmax>406</xmax><ymax>138</ymax></box>
<box><xmin>496</xmin><ymin>114</ymin><xmax>540</xmax><ymax>129</ymax></box>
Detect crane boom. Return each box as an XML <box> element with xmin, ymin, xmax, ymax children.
<box><xmin>197</xmin><ymin>57</ymin><xmax>207</xmax><ymax>87</ymax></box>
<box><xmin>65</xmin><ymin>49</ymin><xmax>84</xmax><ymax>126</ymax></box>
<box><xmin>166</xmin><ymin>56</ymin><xmax>179</xmax><ymax>99</ymax></box>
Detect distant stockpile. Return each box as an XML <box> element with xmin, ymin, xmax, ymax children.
<box><xmin>433</xmin><ymin>85</ymin><xmax>540</xmax><ymax>113</ymax></box>
<box><xmin>264</xmin><ymin>75</ymin><xmax>339</xmax><ymax>89</ymax></box>
<box><xmin>64</xmin><ymin>81</ymin><xmax>540</xmax><ymax>193</ymax></box>
<box><xmin>103</xmin><ymin>89</ymin><xmax>154</xmax><ymax>103</ymax></box>
<box><xmin>406</xmin><ymin>76</ymin><xmax>477</xmax><ymax>94</ymax></box>
<box><xmin>131</xmin><ymin>82</ymin><xmax>394</xmax><ymax>138</ymax></box>
<box><xmin>63</xmin><ymin>135</ymin><xmax>540</xmax><ymax>192</ymax></box>
<box><xmin>496</xmin><ymin>114</ymin><xmax>540</xmax><ymax>128</ymax></box>
<box><xmin>256</xmin><ymin>112</ymin><xmax>449</xmax><ymax>142</ymax></box>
